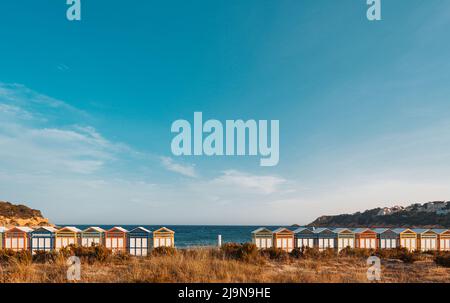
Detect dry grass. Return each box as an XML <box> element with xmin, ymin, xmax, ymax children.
<box><xmin>0</xmin><ymin>247</ymin><xmax>449</xmax><ymax>283</ymax></box>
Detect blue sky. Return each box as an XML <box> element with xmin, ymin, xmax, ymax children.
<box><xmin>1</xmin><ymin>0</ymin><xmax>450</xmax><ymax>224</ymax></box>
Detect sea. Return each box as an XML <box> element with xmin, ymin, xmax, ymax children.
<box><xmin>58</xmin><ymin>225</ymin><xmax>293</xmax><ymax>248</ymax></box>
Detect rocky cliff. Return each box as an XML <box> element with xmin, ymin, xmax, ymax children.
<box><xmin>0</xmin><ymin>201</ymin><xmax>53</xmax><ymax>227</ymax></box>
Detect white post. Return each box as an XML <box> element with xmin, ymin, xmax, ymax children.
<box><xmin>218</xmin><ymin>235</ymin><xmax>222</xmax><ymax>247</ymax></box>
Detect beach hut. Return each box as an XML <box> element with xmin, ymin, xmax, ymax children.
<box><xmin>393</xmin><ymin>228</ymin><xmax>417</xmax><ymax>251</ymax></box>
<box><xmin>313</xmin><ymin>228</ymin><xmax>336</xmax><ymax>251</ymax></box>
<box><xmin>3</xmin><ymin>226</ymin><xmax>33</xmax><ymax>251</ymax></box>
<box><xmin>29</xmin><ymin>226</ymin><xmax>57</xmax><ymax>254</ymax></box>
<box><xmin>128</xmin><ymin>227</ymin><xmax>152</xmax><ymax>256</ymax></box>
<box><xmin>333</xmin><ymin>228</ymin><xmax>355</xmax><ymax>252</ymax></box>
<box><xmin>293</xmin><ymin>227</ymin><xmax>315</xmax><ymax>249</ymax></box>
<box><xmin>80</xmin><ymin>227</ymin><xmax>105</xmax><ymax>247</ymax></box>
<box><xmin>413</xmin><ymin>229</ymin><xmax>438</xmax><ymax>252</ymax></box>
<box><xmin>434</xmin><ymin>229</ymin><xmax>450</xmax><ymax>251</ymax></box>
<box><xmin>353</xmin><ymin>228</ymin><xmax>377</xmax><ymax>249</ymax></box>
<box><xmin>55</xmin><ymin>226</ymin><xmax>81</xmax><ymax>250</ymax></box>
<box><xmin>374</xmin><ymin>228</ymin><xmax>398</xmax><ymax>249</ymax></box>
<box><xmin>251</xmin><ymin>227</ymin><xmax>273</xmax><ymax>249</ymax></box>
<box><xmin>105</xmin><ymin>227</ymin><xmax>128</xmax><ymax>253</ymax></box>
<box><xmin>153</xmin><ymin>227</ymin><xmax>175</xmax><ymax>248</ymax></box>
<box><xmin>0</xmin><ymin>227</ymin><xmax>7</xmax><ymax>250</ymax></box>
<box><xmin>30</xmin><ymin>226</ymin><xmax>57</xmax><ymax>254</ymax></box>
<box><xmin>272</xmin><ymin>228</ymin><xmax>294</xmax><ymax>252</ymax></box>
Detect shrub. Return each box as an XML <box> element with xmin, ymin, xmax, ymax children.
<box><xmin>434</xmin><ymin>253</ymin><xmax>450</xmax><ymax>267</ymax></box>
<box><xmin>220</xmin><ymin>243</ymin><xmax>260</xmax><ymax>262</ymax></box>
<box><xmin>259</xmin><ymin>247</ymin><xmax>289</xmax><ymax>262</ymax></box>
<box><xmin>0</xmin><ymin>249</ymin><xmax>32</xmax><ymax>265</ymax></box>
<box><xmin>152</xmin><ymin>246</ymin><xmax>177</xmax><ymax>257</ymax></box>
<box><xmin>70</xmin><ymin>245</ymin><xmax>112</xmax><ymax>264</ymax></box>
<box><xmin>374</xmin><ymin>247</ymin><xmax>420</xmax><ymax>263</ymax></box>
<box><xmin>33</xmin><ymin>250</ymin><xmax>59</xmax><ymax>263</ymax></box>
<box><xmin>289</xmin><ymin>248</ymin><xmax>303</xmax><ymax>259</ymax></box>
<box><xmin>339</xmin><ymin>247</ymin><xmax>373</xmax><ymax>258</ymax></box>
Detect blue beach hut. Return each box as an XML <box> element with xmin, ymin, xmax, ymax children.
<box><xmin>30</xmin><ymin>226</ymin><xmax>57</xmax><ymax>254</ymax></box>
<box><xmin>128</xmin><ymin>227</ymin><xmax>152</xmax><ymax>256</ymax></box>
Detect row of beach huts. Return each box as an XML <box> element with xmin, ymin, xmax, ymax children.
<box><xmin>251</xmin><ymin>227</ymin><xmax>450</xmax><ymax>252</ymax></box>
<box><xmin>0</xmin><ymin>226</ymin><xmax>175</xmax><ymax>256</ymax></box>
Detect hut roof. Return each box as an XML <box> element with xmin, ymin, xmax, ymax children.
<box><xmin>154</xmin><ymin>227</ymin><xmax>175</xmax><ymax>234</ymax></box>
<box><xmin>33</xmin><ymin>226</ymin><xmax>57</xmax><ymax>233</ymax></box>
<box><xmin>130</xmin><ymin>226</ymin><xmax>152</xmax><ymax>234</ymax></box>
<box><xmin>251</xmin><ymin>227</ymin><xmax>272</xmax><ymax>234</ymax></box>
<box><xmin>57</xmin><ymin>226</ymin><xmax>81</xmax><ymax>233</ymax></box>
<box><xmin>107</xmin><ymin>226</ymin><xmax>128</xmax><ymax>233</ymax></box>
<box><xmin>372</xmin><ymin>228</ymin><xmax>389</xmax><ymax>234</ymax></box>
<box><xmin>392</xmin><ymin>228</ymin><xmax>415</xmax><ymax>234</ymax></box>
<box><xmin>82</xmin><ymin>226</ymin><xmax>106</xmax><ymax>233</ymax></box>
<box><xmin>293</xmin><ymin>227</ymin><xmax>314</xmax><ymax>234</ymax></box>
<box><xmin>332</xmin><ymin>228</ymin><xmax>354</xmax><ymax>234</ymax></box>
<box><xmin>432</xmin><ymin>229</ymin><xmax>450</xmax><ymax>234</ymax></box>
<box><xmin>10</xmin><ymin>226</ymin><xmax>34</xmax><ymax>233</ymax></box>
<box><xmin>353</xmin><ymin>228</ymin><xmax>375</xmax><ymax>234</ymax></box>
<box><xmin>412</xmin><ymin>228</ymin><xmax>436</xmax><ymax>235</ymax></box>
<box><xmin>313</xmin><ymin>228</ymin><xmax>333</xmax><ymax>234</ymax></box>
<box><xmin>272</xmin><ymin>227</ymin><xmax>293</xmax><ymax>234</ymax></box>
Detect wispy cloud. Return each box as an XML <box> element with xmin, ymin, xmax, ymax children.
<box><xmin>210</xmin><ymin>170</ymin><xmax>286</xmax><ymax>194</ymax></box>
<box><xmin>160</xmin><ymin>157</ymin><xmax>197</xmax><ymax>178</ymax></box>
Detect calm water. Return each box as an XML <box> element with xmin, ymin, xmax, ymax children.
<box><xmin>59</xmin><ymin>225</ymin><xmax>290</xmax><ymax>248</ymax></box>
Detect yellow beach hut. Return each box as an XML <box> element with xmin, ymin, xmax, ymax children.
<box><xmin>153</xmin><ymin>227</ymin><xmax>175</xmax><ymax>248</ymax></box>
<box><xmin>251</xmin><ymin>227</ymin><xmax>273</xmax><ymax>249</ymax></box>
<box><xmin>413</xmin><ymin>229</ymin><xmax>438</xmax><ymax>252</ymax></box>
<box><xmin>393</xmin><ymin>228</ymin><xmax>417</xmax><ymax>251</ymax></box>
<box><xmin>272</xmin><ymin>228</ymin><xmax>294</xmax><ymax>252</ymax></box>
<box><xmin>434</xmin><ymin>229</ymin><xmax>450</xmax><ymax>251</ymax></box>
<box><xmin>81</xmin><ymin>227</ymin><xmax>105</xmax><ymax>247</ymax></box>
<box><xmin>55</xmin><ymin>226</ymin><xmax>81</xmax><ymax>250</ymax></box>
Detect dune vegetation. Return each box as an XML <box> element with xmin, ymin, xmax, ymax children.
<box><xmin>0</xmin><ymin>244</ymin><xmax>449</xmax><ymax>283</ymax></box>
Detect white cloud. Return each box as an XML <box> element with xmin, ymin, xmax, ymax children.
<box><xmin>160</xmin><ymin>157</ymin><xmax>197</xmax><ymax>178</ymax></box>
<box><xmin>210</xmin><ymin>170</ymin><xmax>286</xmax><ymax>194</ymax></box>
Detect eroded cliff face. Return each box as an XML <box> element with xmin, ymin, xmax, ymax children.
<box><xmin>0</xmin><ymin>201</ymin><xmax>53</xmax><ymax>227</ymax></box>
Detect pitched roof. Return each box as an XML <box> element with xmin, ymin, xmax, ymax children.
<box><xmin>293</xmin><ymin>227</ymin><xmax>313</xmax><ymax>234</ymax></box>
<box><xmin>372</xmin><ymin>228</ymin><xmax>389</xmax><ymax>234</ymax></box>
<box><xmin>154</xmin><ymin>227</ymin><xmax>175</xmax><ymax>234</ymax></box>
<box><xmin>82</xmin><ymin>226</ymin><xmax>106</xmax><ymax>233</ymax></box>
<box><xmin>108</xmin><ymin>226</ymin><xmax>128</xmax><ymax>233</ymax></box>
<box><xmin>33</xmin><ymin>226</ymin><xmax>57</xmax><ymax>233</ymax></box>
<box><xmin>432</xmin><ymin>229</ymin><xmax>449</xmax><ymax>234</ymax></box>
<box><xmin>412</xmin><ymin>228</ymin><xmax>436</xmax><ymax>235</ymax></box>
<box><xmin>251</xmin><ymin>227</ymin><xmax>273</xmax><ymax>234</ymax></box>
<box><xmin>392</xmin><ymin>228</ymin><xmax>415</xmax><ymax>234</ymax></box>
<box><xmin>313</xmin><ymin>228</ymin><xmax>333</xmax><ymax>234</ymax></box>
<box><xmin>332</xmin><ymin>228</ymin><xmax>354</xmax><ymax>234</ymax></box>
<box><xmin>272</xmin><ymin>227</ymin><xmax>293</xmax><ymax>234</ymax></box>
<box><xmin>130</xmin><ymin>226</ymin><xmax>152</xmax><ymax>234</ymax></box>
<box><xmin>57</xmin><ymin>226</ymin><xmax>81</xmax><ymax>233</ymax></box>
<box><xmin>353</xmin><ymin>228</ymin><xmax>374</xmax><ymax>234</ymax></box>
<box><xmin>13</xmin><ymin>226</ymin><xmax>33</xmax><ymax>233</ymax></box>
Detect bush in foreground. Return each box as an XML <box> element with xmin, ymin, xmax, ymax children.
<box><xmin>434</xmin><ymin>252</ymin><xmax>450</xmax><ymax>267</ymax></box>
<box><xmin>152</xmin><ymin>246</ymin><xmax>177</xmax><ymax>257</ymax></box>
<box><xmin>221</xmin><ymin>243</ymin><xmax>260</xmax><ymax>262</ymax></box>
